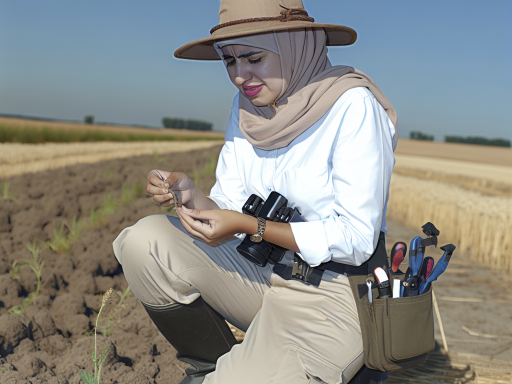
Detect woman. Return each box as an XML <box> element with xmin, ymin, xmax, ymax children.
<box><xmin>113</xmin><ymin>1</ymin><xmax>397</xmax><ymax>383</ymax></box>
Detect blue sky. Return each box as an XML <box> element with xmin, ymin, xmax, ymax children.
<box><xmin>1</xmin><ymin>0</ymin><xmax>511</xmax><ymax>140</ymax></box>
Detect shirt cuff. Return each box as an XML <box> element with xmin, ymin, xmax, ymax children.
<box><xmin>289</xmin><ymin>221</ymin><xmax>332</xmax><ymax>267</ymax></box>
<box><xmin>207</xmin><ymin>196</ymin><xmax>239</xmax><ymax>212</ymax></box>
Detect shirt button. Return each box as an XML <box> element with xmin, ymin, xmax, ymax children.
<box><xmin>268</xmin><ymin>186</ymin><xmax>271</xmax><ymax>191</ymax></box>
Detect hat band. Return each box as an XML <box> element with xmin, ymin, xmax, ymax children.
<box><xmin>210</xmin><ymin>6</ymin><xmax>314</xmax><ymax>35</ymax></box>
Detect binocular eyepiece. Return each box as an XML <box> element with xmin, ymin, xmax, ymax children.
<box><xmin>236</xmin><ymin>192</ymin><xmax>304</xmax><ymax>267</ymax></box>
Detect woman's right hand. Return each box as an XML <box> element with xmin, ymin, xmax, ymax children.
<box><xmin>146</xmin><ymin>170</ymin><xmax>195</xmax><ymax>207</ymax></box>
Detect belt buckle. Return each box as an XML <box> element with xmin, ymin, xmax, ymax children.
<box><xmin>292</xmin><ymin>257</ymin><xmax>311</xmax><ymax>283</ymax></box>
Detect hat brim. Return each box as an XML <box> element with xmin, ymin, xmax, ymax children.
<box><xmin>174</xmin><ymin>21</ymin><xmax>357</xmax><ymax>60</ymax></box>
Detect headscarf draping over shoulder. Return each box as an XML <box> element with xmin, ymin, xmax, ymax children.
<box><xmin>215</xmin><ymin>29</ymin><xmax>398</xmax><ymax>151</ymax></box>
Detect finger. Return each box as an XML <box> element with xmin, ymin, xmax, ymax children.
<box><xmin>153</xmin><ymin>194</ymin><xmax>174</xmax><ymax>204</ymax></box>
<box><xmin>178</xmin><ymin>209</ymin><xmax>210</xmax><ymax>232</ymax></box>
<box><xmin>178</xmin><ymin>207</ymin><xmax>209</xmax><ymax>220</ymax></box>
<box><xmin>165</xmin><ymin>172</ymin><xmax>181</xmax><ymax>190</ymax></box>
<box><xmin>147</xmin><ymin>183</ymin><xmax>169</xmax><ymax>196</ymax></box>
<box><xmin>153</xmin><ymin>196</ymin><xmax>173</xmax><ymax>207</ymax></box>
<box><xmin>148</xmin><ymin>173</ymin><xmax>166</xmax><ymax>188</ymax></box>
<box><xmin>177</xmin><ymin>210</ymin><xmax>212</xmax><ymax>242</ymax></box>
<box><xmin>161</xmin><ymin>199</ymin><xmax>174</xmax><ymax>207</ymax></box>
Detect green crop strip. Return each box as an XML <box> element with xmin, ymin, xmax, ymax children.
<box><xmin>0</xmin><ymin>124</ymin><xmax>223</xmax><ymax>144</ymax></box>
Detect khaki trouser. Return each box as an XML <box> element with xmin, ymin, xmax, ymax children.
<box><xmin>113</xmin><ymin>215</ymin><xmax>364</xmax><ymax>384</ymax></box>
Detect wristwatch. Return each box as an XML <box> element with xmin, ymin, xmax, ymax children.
<box><xmin>250</xmin><ymin>217</ymin><xmax>267</xmax><ymax>243</ymax></box>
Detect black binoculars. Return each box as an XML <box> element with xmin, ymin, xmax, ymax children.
<box><xmin>236</xmin><ymin>191</ymin><xmax>304</xmax><ymax>267</ymax></box>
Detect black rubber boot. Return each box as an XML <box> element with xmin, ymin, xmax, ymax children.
<box><xmin>143</xmin><ymin>297</ymin><xmax>237</xmax><ymax>384</ymax></box>
<box><xmin>349</xmin><ymin>366</ymin><xmax>388</xmax><ymax>384</ymax></box>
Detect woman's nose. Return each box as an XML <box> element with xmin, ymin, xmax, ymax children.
<box><xmin>234</xmin><ymin>63</ymin><xmax>251</xmax><ymax>86</ymax></box>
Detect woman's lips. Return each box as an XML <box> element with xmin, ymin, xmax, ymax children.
<box><xmin>243</xmin><ymin>84</ymin><xmax>263</xmax><ymax>97</ymax></box>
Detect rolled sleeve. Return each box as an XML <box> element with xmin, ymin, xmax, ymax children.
<box><xmin>289</xmin><ymin>220</ymin><xmax>332</xmax><ymax>267</ymax></box>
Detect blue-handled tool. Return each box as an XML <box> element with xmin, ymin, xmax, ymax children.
<box><xmin>408</xmin><ymin>236</ymin><xmax>424</xmax><ymax>277</ymax></box>
<box><xmin>419</xmin><ymin>244</ymin><xmax>456</xmax><ymax>294</ymax></box>
<box><xmin>403</xmin><ymin>222</ymin><xmax>441</xmax><ymax>297</ymax></box>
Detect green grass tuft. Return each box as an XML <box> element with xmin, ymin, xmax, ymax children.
<box><xmin>9</xmin><ymin>242</ymin><xmax>45</xmax><ymax>315</ymax></box>
<box><xmin>90</xmin><ymin>183</ymin><xmax>143</xmax><ymax>227</ymax></box>
<box><xmin>2</xmin><ymin>182</ymin><xmax>18</xmax><ymax>203</ymax></box>
<box><xmin>46</xmin><ymin>217</ymin><xmax>85</xmax><ymax>254</ymax></box>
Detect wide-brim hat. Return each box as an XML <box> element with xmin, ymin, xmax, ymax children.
<box><xmin>174</xmin><ymin>0</ymin><xmax>357</xmax><ymax>60</ymax></box>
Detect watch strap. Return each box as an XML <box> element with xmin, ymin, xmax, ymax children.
<box><xmin>250</xmin><ymin>217</ymin><xmax>266</xmax><ymax>242</ymax></box>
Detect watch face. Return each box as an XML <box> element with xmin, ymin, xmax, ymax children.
<box><xmin>250</xmin><ymin>235</ymin><xmax>263</xmax><ymax>243</ymax></box>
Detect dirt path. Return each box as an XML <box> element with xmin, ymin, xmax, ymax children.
<box><xmin>0</xmin><ymin>148</ymin><xmax>510</xmax><ymax>383</ymax></box>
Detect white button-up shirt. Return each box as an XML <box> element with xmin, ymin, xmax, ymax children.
<box><xmin>209</xmin><ymin>87</ymin><xmax>396</xmax><ymax>267</ymax></box>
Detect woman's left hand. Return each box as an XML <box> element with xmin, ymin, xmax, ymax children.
<box><xmin>176</xmin><ymin>207</ymin><xmax>256</xmax><ymax>246</ymax></box>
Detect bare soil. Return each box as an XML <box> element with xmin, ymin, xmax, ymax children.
<box><xmin>0</xmin><ymin>145</ymin><xmax>511</xmax><ymax>383</ymax></box>
<box><xmin>0</xmin><ymin>146</ymin><xmax>221</xmax><ymax>383</ymax></box>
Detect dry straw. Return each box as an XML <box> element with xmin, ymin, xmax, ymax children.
<box><xmin>388</xmin><ymin>173</ymin><xmax>512</xmax><ymax>275</ymax></box>
<box><xmin>0</xmin><ymin>141</ymin><xmax>223</xmax><ymax>179</ymax></box>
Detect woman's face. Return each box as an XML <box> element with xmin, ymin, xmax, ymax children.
<box><xmin>220</xmin><ymin>44</ymin><xmax>282</xmax><ymax>107</ymax></box>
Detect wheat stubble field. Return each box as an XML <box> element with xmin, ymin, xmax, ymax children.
<box><xmin>1</xmin><ymin>124</ymin><xmax>511</xmax><ymax>382</ymax></box>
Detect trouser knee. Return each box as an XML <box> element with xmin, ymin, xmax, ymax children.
<box><xmin>112</xmin><ymin>215</ymin><xmax>183</xmax><ymax>304</ymax></box>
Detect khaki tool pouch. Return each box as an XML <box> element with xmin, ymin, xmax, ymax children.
<box><xmin>348</xmin><ymin>274</ymin><xmax>435</xmax><ymax>372</ymax></box>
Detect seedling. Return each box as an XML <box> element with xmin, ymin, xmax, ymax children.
<box><xmin>153</xmin><ymin>151</ymin><xmax>164</xmax><ymax>164</ymax></box>
<box><xmin>46</xmin><ymin>217</ymin><xmax>84</xmax><ymax>254</ymax></box>
<box><xmin>2</xmin><ymin>182</ymin><xmax>18</xmax><ymax>203</ymax></box>
<box><xmin>9</xmin><ymin>242</ymin><xmax>44</xmax><ymax>315</ymax></box>
<box><xmin>91</xmin><ymin>184</ymin><xmax>143</xmax><ymax>227</ymax></box>
<box><xmin>80</xmin><ymin>288</ymin><xmax>114</xmax><ymax>384</ymax></box>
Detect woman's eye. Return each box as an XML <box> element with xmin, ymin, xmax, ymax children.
<box><xmin>226</xmin><ymin>60</ymin><xmax>235</xmax><ymax>67</ymax></box>
<box><xmin>248</xmin><ymin>57</ymin><xmax>262</xmax><ymax>65</ymax></box>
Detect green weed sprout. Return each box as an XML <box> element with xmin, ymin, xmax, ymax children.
<box><xmin>153</xmin><ymin>151</ymin><xmax>164</xmax><ymax>164</ymax></box>
<box><xmin>2</xmin><ymin>182</ymin><xmax>18</xmax><ymax>203</ymax></box>
<box><xmin>46</xmin><ymin>217</ymin><xmax>84</xmax><ymax>254</ymax></box>
<box><xmin>91</xmin><ymin>184</ymin><xmax>143</xmax><ymax>227</ymax></box>
<box><xmin>9</xmin><ymin>242</ymin><xmax>44</xmax><ymax>315</ymax></box>
<box><xmin>80</xmin><ymin>288</ymin><xmax>115</xmax><ymax>384</ymax></box>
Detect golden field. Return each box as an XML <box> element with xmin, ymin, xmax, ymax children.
<box><xmin>390</xmin><ymin>138</ymin><xmax>512</xmax><ymax>275</ymax></box>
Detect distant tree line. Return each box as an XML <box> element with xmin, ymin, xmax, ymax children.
<box><xmin>410</xmin><ymin>131</ymin><xmax>434</xmax><ymax>141</ymax></box>
<box><xmin>84</xmin><ymin>115</ymin><xmax>95</xmax><ymax>124</ymax></box>
<box><xmin>445</xmin><ymin>136</ymin><xmax>510</xmax><ymax>147</ymax></box>
<box><xmin>162</xmin><ymin>117</ymin><xmax>213</xmax><ymax>131</ymax></box>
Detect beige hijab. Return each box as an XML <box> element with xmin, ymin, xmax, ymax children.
<box><xmin>216</xmin><ymin>29</ymin><xmax>398</xmax><ymax>150</ymax></box>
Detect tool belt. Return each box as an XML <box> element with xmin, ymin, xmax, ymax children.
<box><xmin>272</xmin><ymin>232</ymin><xmax>435</xmax><ymax>372</ymax></box>
<box><xmin>273</xmin><ymin>232</ymin><xmax>388</xmax><ymax>287</ymax></box>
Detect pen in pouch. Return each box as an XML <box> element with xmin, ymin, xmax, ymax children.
<box><xmin>393</xmin><ymin>279</ymin><xmax>401</xmax><ymax>298</ymax></box>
